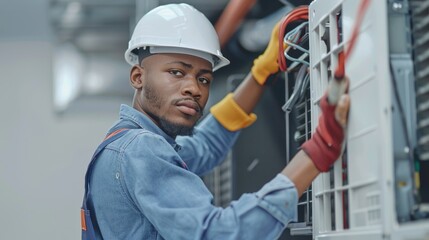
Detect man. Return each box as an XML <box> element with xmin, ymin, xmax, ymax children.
<box><xmin>83</xmin><ymin>3</ymin><xmax>350</xmax><ymax>240</ymax></box>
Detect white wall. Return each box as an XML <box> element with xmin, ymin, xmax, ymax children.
<box><xmin>0</xmin><ymin>1</ymin><xmax>120</xmax><ymax>239</ymax></box>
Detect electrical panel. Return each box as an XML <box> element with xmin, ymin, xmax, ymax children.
<box><xmin>308</xmin><ymin>0</ymin><xmax>429</xmax><ymax>239</ymax></box>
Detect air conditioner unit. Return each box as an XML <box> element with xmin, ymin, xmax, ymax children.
<box><xmin>306</xmin><ymin>0</ymin><xmax>429</xmax><ymax>239</ymax></box>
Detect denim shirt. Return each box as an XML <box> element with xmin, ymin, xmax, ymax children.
<box><xmin>89</xmin><ymin>104</ymin><xmax>298</xmax><ymax>240</ymax></box>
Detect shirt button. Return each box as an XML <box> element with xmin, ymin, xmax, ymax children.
<box><xmin>174</xmin><ymin>145</ymin><xmax>182</xmax><ymax>152</ymax></box>
<box><xmin>116</xmin><ymin>172</ymin><xmax>120</xmax><ymax>179</ymax></box>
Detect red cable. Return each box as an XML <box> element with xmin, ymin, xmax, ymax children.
<box><xmin>335</xmin><ymin>0</ymin><xmax>371</xmax><ymax>228</ymax></box>
<box><xmin>278</xmin><ymin>6</ymin><xmax>309</xmax><ymax>72</ymax></box>
<box><xmin>276</xmin><ymin>1</ymin><xmax>370</xmax><ymax>77</ymax></box>
<box><xmin>335</xmin><ymin>0</ymin><xmax>371</xmax><ymax>79</ymax></box>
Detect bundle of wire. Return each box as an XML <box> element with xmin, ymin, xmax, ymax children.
<box><xmin>282</xmin><ymin>64</ymin><xmax>309</xmax><ymax>112</ymax></box>
<box><xmin>279</xmin><ymin>0</ymin><xmax>371</xmax><ymax>110</ymax></box>
<box><xmin>278</xmin><ymin>6</ymin><xmax>309</xmax><ymax>112</ymax></box>
<box><xmin>283</xmin><ymin>22</ymin><xmax>309</xmax><ymax>72</ymax></box>
<box><xmin>277</xmin><ymin>0</ymin><xmax>371</xmax><ymax>77</ymax></box>
<box><xmin>277</xmin><ymin>6</ymin><xmax>309</xmax><ymax>72</ymax></box>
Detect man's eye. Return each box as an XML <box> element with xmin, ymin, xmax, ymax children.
<box><xmin>199</xmin><ymin>77</ymin><xmax>211</xmax><ymax>85</ymax></box>
<box><xmin>169</xmin><ymin>70</ymin><xmax>184</xmax><ymax>77</ymax></box>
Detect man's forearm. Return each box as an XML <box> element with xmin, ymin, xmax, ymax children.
<box><xmin>281</xmin><ymin>150</ymin><xmax>320</xmax><ymax>197</ymax></box>
<box><xmin>232</xmin><ymin>73</ymin><xmax>321</xmax><ymax>197</ymax></box>
<box><xmin>232</xmin><ymin>73</ymin><xmax>265</xmax><ymax>114</ymax></box>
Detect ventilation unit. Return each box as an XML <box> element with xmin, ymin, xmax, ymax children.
<box><xmin>309</xmin><ymin>0</ymin><xmax>429</xmax><ymax>239</ymax></box>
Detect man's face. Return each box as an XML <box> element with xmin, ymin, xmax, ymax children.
<box><xmin>131</xmin><ymin>53</ymin><xmax>213</xmax><ymax>137</ymax></box>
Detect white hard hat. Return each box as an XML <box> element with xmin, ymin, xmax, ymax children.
<box><xmin>125</xmin><ymin>3</ymin><xmax>230</xmax><ymax>71</ymax></box>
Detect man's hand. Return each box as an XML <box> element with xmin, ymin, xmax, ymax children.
<box><xmin>251</xmin><ymin>22</ymin><xmax>281</xmax><ymax>85</ymax></box>
<box><xmin>301</xmin><ymin>79</ymin><xmax>351</xmax><ymax>172</ymax></box>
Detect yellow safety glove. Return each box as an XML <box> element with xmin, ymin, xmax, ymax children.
<box><xmin>251</xmin><ymin>21</ymin><xmax>281</xmax><ymax>85</ymax></box>
<box><xmin>210</xmin><ymin>93</ymin><xmax>257</xmax><ymax>131</ymax></box>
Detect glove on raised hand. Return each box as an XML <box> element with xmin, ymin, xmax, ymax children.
<box><xmin>301</xmin><ymin>94</ymin><xmax>345</xmax><ymax>172</ymax></box>
<box><xmin>251</xmin><ymin>22</ymin><xmax>281</xmax><ymax>85</ymax></box>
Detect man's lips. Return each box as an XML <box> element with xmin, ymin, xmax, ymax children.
<box><xmin>175</xmin><ymin>99</ymin><xmax>200</xmax><ymax>116</ymax></box>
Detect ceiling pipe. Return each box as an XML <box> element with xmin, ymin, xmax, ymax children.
<box><xmin>214</xmin><ymin>0</ymin><xmax>257</xmax><ymax>48</ymax></box>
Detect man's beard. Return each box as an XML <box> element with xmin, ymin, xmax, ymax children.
<box><xmin>143</xmin><ymin>83</ymin><xmax>203</xmax><ymax>137</ymax></box>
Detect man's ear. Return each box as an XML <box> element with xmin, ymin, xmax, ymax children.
<box><xmin>130</xmin><ymin>65</ymin><xmax>144</xmax><ymax>89</ymax></box>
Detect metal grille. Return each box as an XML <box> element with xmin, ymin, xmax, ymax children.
<box><xmin>203</xmin><ymin>152</ymin><xmax>233</xmax><ymax>207</ymax></box>
<box><xmin>285</xmin><ymin>73</ymin><xmax>313</xmax><ymax>235</ymax></box>
<box><xmin>216</xmin><ymin>153</ymin><xmax>233</xmax><ymax>207</ymax></box>
<box><xmin>294</xmin><ymin>98</ymin><xmax>312</xmax><ymax>147</ymax></box>
<box><xmin>411</xmin><ymin>0</ymin><xmax>429</xmax><ymax>162</ymax></box>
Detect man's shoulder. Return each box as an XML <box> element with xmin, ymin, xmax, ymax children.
<box><xmin>105</xmin><ymin>128</ymin><xmax>167</xmax><ymax>152</ymax></box>
<box><xmin>120</xmin><ymin>129</ymin><xmax>183</xmax><ymax>166</ymax></box>
<box><xmin>123</xmin><ymin>128</ymin><xmax>168</xmax><ymax>147</ymax></box>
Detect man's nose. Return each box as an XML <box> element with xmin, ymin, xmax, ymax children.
<box><xmin>181</xmin><ymin>77</ymin><xmax>202</xmax><ymax>99</ymax></box>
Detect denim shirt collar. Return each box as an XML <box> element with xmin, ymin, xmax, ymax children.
<box><xmin>119</xmin><ymin>104</ymin><xmax>181</xmax><ymax>151</ymax></box>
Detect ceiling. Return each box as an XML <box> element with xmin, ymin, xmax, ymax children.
<box><xmin>48</xmin><ymin>0</ymin><xmax>307</xmax><ymax>113</ymax></box>
<box><xmin>50</xmin><ymin>0</ymin><xmax>232</xmax><ymax>61</ymax></box>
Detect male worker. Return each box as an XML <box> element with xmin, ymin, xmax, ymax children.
<box><xmin>83</xmin><ymin>3</ymin><xmax>350</xmax><ymax>240</ymax></box>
